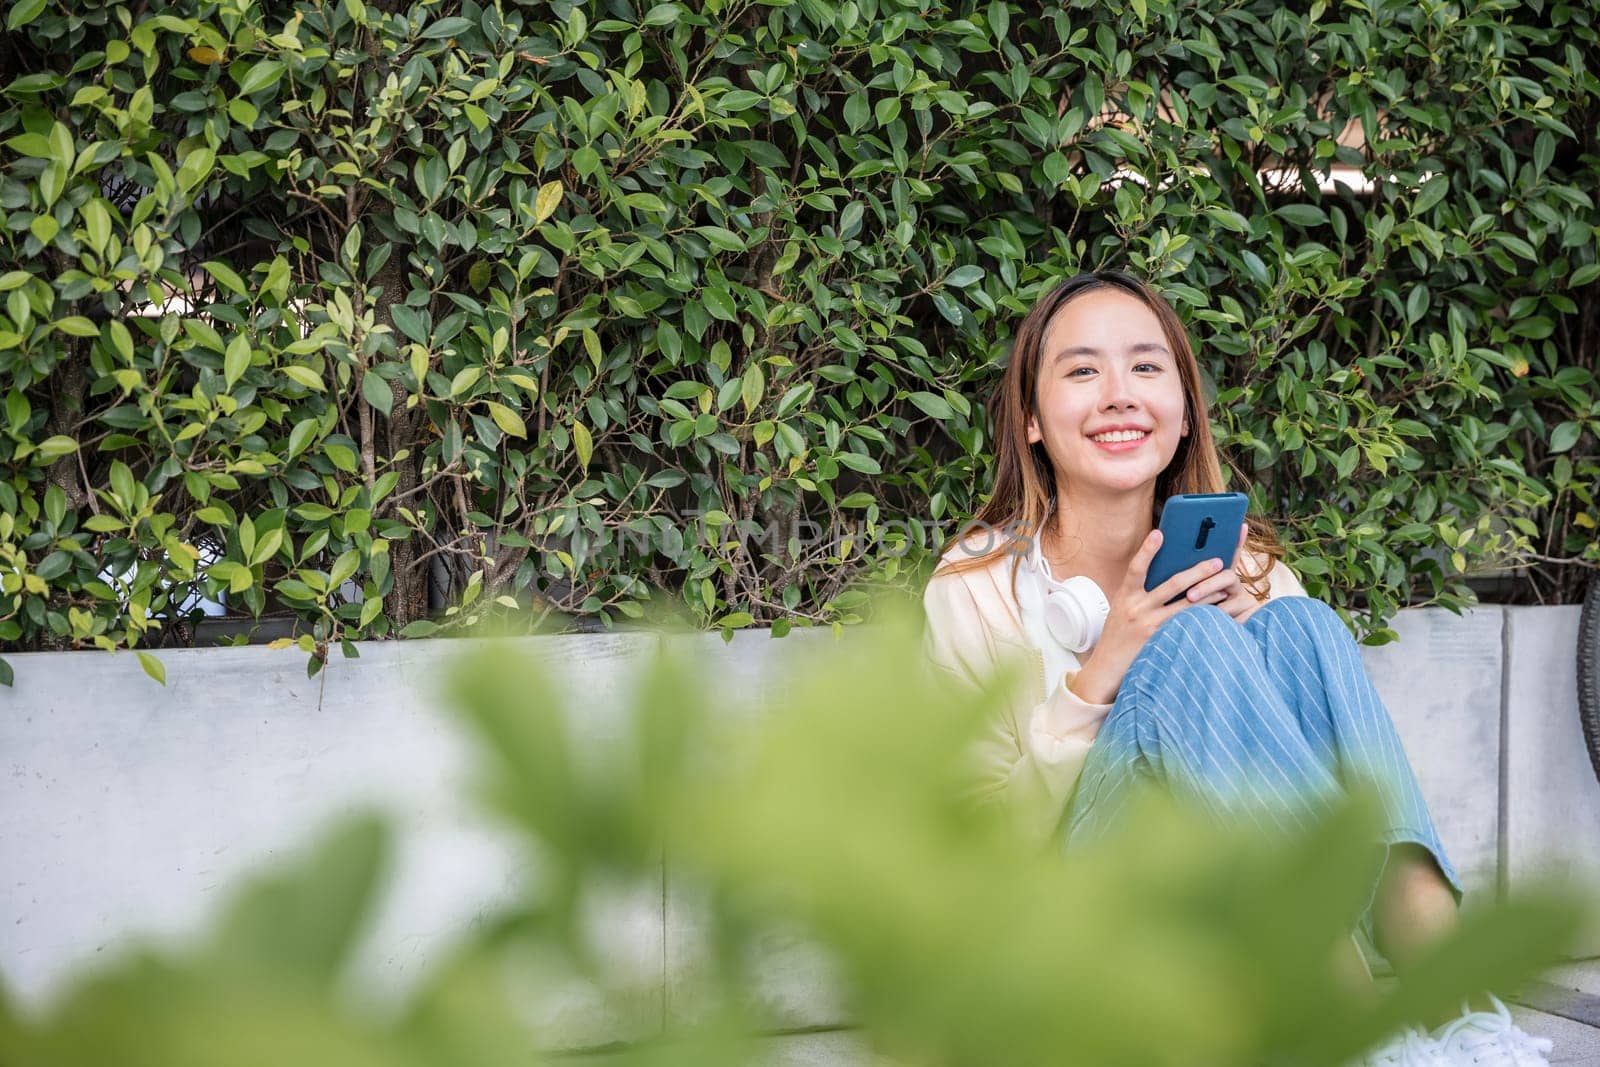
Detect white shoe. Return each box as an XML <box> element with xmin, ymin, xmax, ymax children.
<box><xmin>1352</xmin><ymin>1024</ymin><xmax>1453</xmax><ymax>1066</ymax></box>
<box><xmin>1430</xmin><ymin>993</ymin><xmax>1555</xmax><ymax>1065</ymax></box>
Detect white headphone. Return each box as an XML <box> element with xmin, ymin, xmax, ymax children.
<box><xmin>1026</xmin><ymin>516</ymin><xmax>1111</xmax><ymax>653</ymax></box>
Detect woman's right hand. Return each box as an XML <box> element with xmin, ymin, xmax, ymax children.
<box><xmin>1067</xmin><ymin>529</ymin><xmax>1228</xmax><ymax>704</ymax></box>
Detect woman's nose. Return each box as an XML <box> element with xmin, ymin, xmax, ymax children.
<box><xmin>1099</xmin><ymin>368</ymin><xmax>1139</xmax><ymax>408</ymax></box>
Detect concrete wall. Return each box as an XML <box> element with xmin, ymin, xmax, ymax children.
<box><xmin>2</xmin><ymin>606</ymin><xmax>1597</xmax><ymax>1056</ymax></box>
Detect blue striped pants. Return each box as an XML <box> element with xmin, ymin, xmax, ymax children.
<box><xmin>1059</xmin><ymin>596</ymin><xmax>1464</xmax><ymax>947</ymax></box>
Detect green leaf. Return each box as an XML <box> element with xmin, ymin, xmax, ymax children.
<box><xmin>534</xmin><ymin>180</ymin><xmax>563</xmax><ymax>224</ymax></box>
<box><xmin>572</xmin><ymin>420</ymin><xmax>593</xmax><ymax>469</ymax></box>
<box><xmin>449</xmin><ymin>366</ymin><xmax>481</xmax><ymax>398</ymax></box>
<box><xmin>696</xmin><ymin>226</ymin><xmax>746</xmax><ymax>252</ymax></box>
<box><xmin>835</xmin><ymin>451</ymin><xmax>881</xmax><ymax>474</ymax></box>
<box><xmin>1550</xmin><ymin>421</ymin><xmax>1582</xmax><ymax>453</ymax></box>
<box><xmin>623</xmin><ymin>192</ymin><xmax>666</xmax><ymax>213</ymax></box>
<box><xmin>944</xmin><ymin>266</ymin><xmax>984</xmax><ymax>288</ymax></box>
<box><xmin>252</xmin><ymin>528</ymin><xmax>284</xmax><ymax>565</ymax></box>
<box><xmin>6</xmin><ymin>132</ymin><xmax>50</xmax><ymax>157</ymax></box>
<box><xmin>7</xmin><ymin>0</ymin><xmax>46</xmax><ymax>30</ymax></box>
<box><xmin>844</xmin><ymin>93</ymin><xmax>869</xmax><ymax>133</ymax></box>
<box><xmin>224</xmin><ymin>334</ymin><xmax>250</xmax><ymax>387</ymax></box>
<box><xmin>202</xmin><ymin>260</ymin><xmax>248</xmax><ymax>297</ymax></box>
<box><xmin>702</xmin><ymin>287</ymin><xmax>737</xmax><ymax>322</ymax></box>
<box><xmin>136</xmin><ymin>651</ymin><xmax>166</xmax><ymax>686</ymax></box>
<box><xmin>419</xmin><ymin>16</ymin><xmax>474</xmax><ymax>38</ymax></box>
<box><xmin>571</xmin><ymin>146</ymin><xmax>600</xmax><ymax>178</ymax></box>
<box><xmin>908</xmin><ymin>391</ymin><xmax>954</xmax><ymax>419</ymax></box>
<box><xmin>287</xmin><ymin>419</ymin><xmax>319</xmax><ymax>459</ymax></box>
<box><xmin>642</xmin><ymin>3</ymin><xmax>681</xmax><ymax>25</ymax></box>
<box><xmin>54</xmin><ymin>316</ymin><xmax>98</xmax><ymax>337</ymax></box>
<box><xmin>1413</xmin><ymin>174</ymin><xmax>1449</xmax><ymax>215</ymax></box>
<box><xmin>777</xmin><ymin>383</ymin><xmax>813</xmax><ymax>419</ymax></box>
<box><xmin>361</xmin><ymin>370</ymin><xmax>394</xmax><ymax>416</ymax></box>
<box><xmin>329</xmin><ymin>549</ymin><xmax>361</xmax><ymax>588</ymax></box>
<box><xmin>389</xmin><ymin>304</ymin><xmax>428</xmax><ymax>343</ymax></box>
<box><xmin>35</xmin><ymin>550</ymin><xmax>72</xmax><ymax>580</ymax></box>
<box><xmin>35</xmin><ymin>435</ymin><xmax>78</xmax><ymax>459</ymax></box>
<box><xmin>236</xmin><ymin>59</ymin><xmax>284</xmax><ymax>96</ymax></box>
<box><xmin>324</xmin><ymin>443</ymin><xmax>357</xmax><ymax>473</ymax></box>
<box><xmin>1570</xmin><ymin>263</ymin><xmax>1600</xmax><ymax>287</ymax></box>
<box><xmin>987</xmin><ymin>0</ymin><xmax>1009</xmax><ymax>40</ymax></box>
<box><xmin>741</xmin><ymin>363</ymin><xmax>765</xmax><ymax>413</ymax></box>
<box><xmin>106</xmin><ymin>320</ymin><xmax>134</xmax><ymax>362</ymax></box>
<box><xmin>282</xmin><ymin>365</ymin><xmax>325</xmax><ymax>391</ymax></box>
<box><xmin>1276</xmin><ymin>203</ymin><xmax>1327</xmax><ymax>227</ymax></box>
<box><xmin>487</xmin><ymin>401</ymin><xmax>526</xmax><ymax>438</ymax></box>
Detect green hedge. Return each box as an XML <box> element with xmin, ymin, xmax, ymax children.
<box><xmin>2</xmin><ymin>0</ymin><xmax>1597</xmax><ymax>674</ymax></box>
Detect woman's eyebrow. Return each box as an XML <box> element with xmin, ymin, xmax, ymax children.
<box><xmin>1052</xmin><ymin>342</ymin><xmax>1171</xmax><ymax>363</ymax></box>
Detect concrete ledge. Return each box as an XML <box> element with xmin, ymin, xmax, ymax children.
<box><xmin>1360</xmin><ymin>607</ymin><xmax>1503</xmax><ymax>905</ymax></box>
<box><xmin>1506</xmin><ymin>607</ymin><xmax>1600</xmax><ymax>955</ymax></box>
<box><xmin>2</xmin><ymin>607</ymin><xmax>1597</xmax><ymax>1048</ymax></box>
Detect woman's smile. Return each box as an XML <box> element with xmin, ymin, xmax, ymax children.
<box><xmin>1087</xmin><ymin>428</ymin><xmax>1152</xmax><ymax>452</ymax></box>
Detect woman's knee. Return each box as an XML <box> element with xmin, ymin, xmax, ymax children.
<box><xmin>1153</xmin><ymin>602</ymin><xmax>1242</xmax><ymax>646</ymax></box>
<box><xmin>1125</xmin><ymin>603</ymin><xmax>1253</xmax><ymax>689</ymax></box>
<box><xmin>1251</xmin><ymin>595</ymin><xmax>1351</xmax><ymax>643</ymax></box>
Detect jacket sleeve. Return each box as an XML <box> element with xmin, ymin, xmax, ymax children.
<box><xmin>920</xmin><ymin>571</ymin><xmax>1115</xmax><ymax>847</ymax></box>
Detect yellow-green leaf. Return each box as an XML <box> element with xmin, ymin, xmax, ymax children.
<box><xmin>450</xmin><ymin>366</ymin><xmax>482</xmax><ymax>398</ymax></box>
<box><xmin>535</xmin><ymin>180</ymin><xmax>563</xmax><ymax>224</ymax></box>
<box><xmin>36</xmin><ymin>435</ymin><xmax>78</xmax><ymax>459</ymax></box>
<box><xmin>54</xmin><ymin>316</ymin><xmax>97</xmax><ymax>337</ymax></box>
<box><xmin>282</xmin><ymin>365</ymin><xmax>325</xmax><ymax>391</ymax></box>
<box><xmin>572</xmin><ymin>420</ymin><xmax>593</xmax><ymax>469</ymax></box>
<box><xmin>106</xmin><ymin>320</ymin><xmax>133</xmax><ymax>362</ymax></box>
<box><xmin>224</xmin><ymin>334</ymin><xmax>250</xmax><ymax>387</ymax></box>
<box><xmin>136</xmin><ymin>651</ymin><xmax>166</xmax><ymax>685</ymax></box>
<box><xmin>742</xmin><ymin>362</ymin><xmax>765</xmax><ymax>414</ymax></box>
<box><xmin>487</xmin><ymin>401</ymin><xmax>527</xmax><ymax>438</ymax></box>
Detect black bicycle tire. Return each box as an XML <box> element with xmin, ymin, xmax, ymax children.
<box><xmin>1579</xmin><ymin>574</ymin><xmax>1600</xmax><ymax>787</ymax></box>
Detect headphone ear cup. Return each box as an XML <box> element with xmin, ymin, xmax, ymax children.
<box><xmin>1041</xmin><ymin>576</ymin><xmax>1110</xmax><ymax>653</ymax></box>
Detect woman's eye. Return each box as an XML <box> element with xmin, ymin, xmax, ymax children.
<box><xmin>1067</xmin><ymin>367</ymin><xmax>1093</xmax><ymax>377</ymax></box>
<box><xmin>1136</xmin><ymin>362</ymin><xmax>1161</xmax><ymax>372</ymax></box>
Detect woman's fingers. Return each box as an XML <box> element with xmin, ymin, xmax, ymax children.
<box><xmin>1232</xmin><ymin>594</ymin><xmax>1267</xmax><ymax>623</ymax></box>
<box><xmin>1184</xmin><ymin>565</ymin><xmax>1242</xmax><ymax>602</ymax></box>
<box><xmin>1152</xmin><ymin>555</ymin><xmax>1227</xmax><ymax>604</ymax></box>
<box><xmin>1154</xmin><ymin>590</ymin><xmax>1206</xmax><ymax>628</ymax></box>
<box><xmin>1125</xmin><ymin>529</ymin><xmax>1164</xmax><ymax>592</ymax></box>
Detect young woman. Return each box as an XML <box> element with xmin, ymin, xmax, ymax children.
<box><xmin>919</xmin><ymin>271</ymin><xmax>1554</xmax><ymax>1067</ymax></box>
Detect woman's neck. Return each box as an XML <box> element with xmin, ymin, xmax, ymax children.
<box><xmin>1043</xmin><ymin>484</ymin><xmax>1156</xmax><ymax>588</ymax></box>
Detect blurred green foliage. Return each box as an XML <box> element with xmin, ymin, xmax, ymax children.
<box><xmin>0</xmin><ymin>601</ymin><xmax>1585</xmax><ymax>1065</ymax></box>
<box><xmin>1</xmin><ymin>0</ymin><xmax>1597</xmax><ymax>673</ymax></box>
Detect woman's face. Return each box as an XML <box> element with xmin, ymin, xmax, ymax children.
<box><xmin>1025</xmin><ymin>287</ymin><xmax>1190</xmax><ymax>500</ymax></box>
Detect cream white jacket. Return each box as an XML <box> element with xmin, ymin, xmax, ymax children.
<box><xmin>919</xmin><ymin>529</ymin><xmax>1309</xmax><ymax>846</ymax></box>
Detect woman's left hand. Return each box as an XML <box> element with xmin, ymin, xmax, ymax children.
<box><xmin>1180</xmin><ymin>522</ymin><xmax>1269</xmax><ymax>623</ymax></box>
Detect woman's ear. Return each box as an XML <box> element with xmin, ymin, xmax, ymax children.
<box><xmin>1026</xmin><ymin>414</ymin><xmax>1041</xmax><ymax>444</ymax></box>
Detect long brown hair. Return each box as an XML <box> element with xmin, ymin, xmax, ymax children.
<box><xmin>933</xmin><ymin>271</ymin><xmax>1285</xmax><ymax>601</ymax></box>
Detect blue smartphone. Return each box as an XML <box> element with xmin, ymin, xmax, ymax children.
<box><xmin>1145</xmin><ymin>492</ymin><xmax>1249</xmax><ymax>605</ymax></box>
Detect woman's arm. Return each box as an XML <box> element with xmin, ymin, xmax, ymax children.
<box><xmin>921</xmin><ymin>571</ymin><xmax>1115</xmax><ymax>846</ymax></box>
